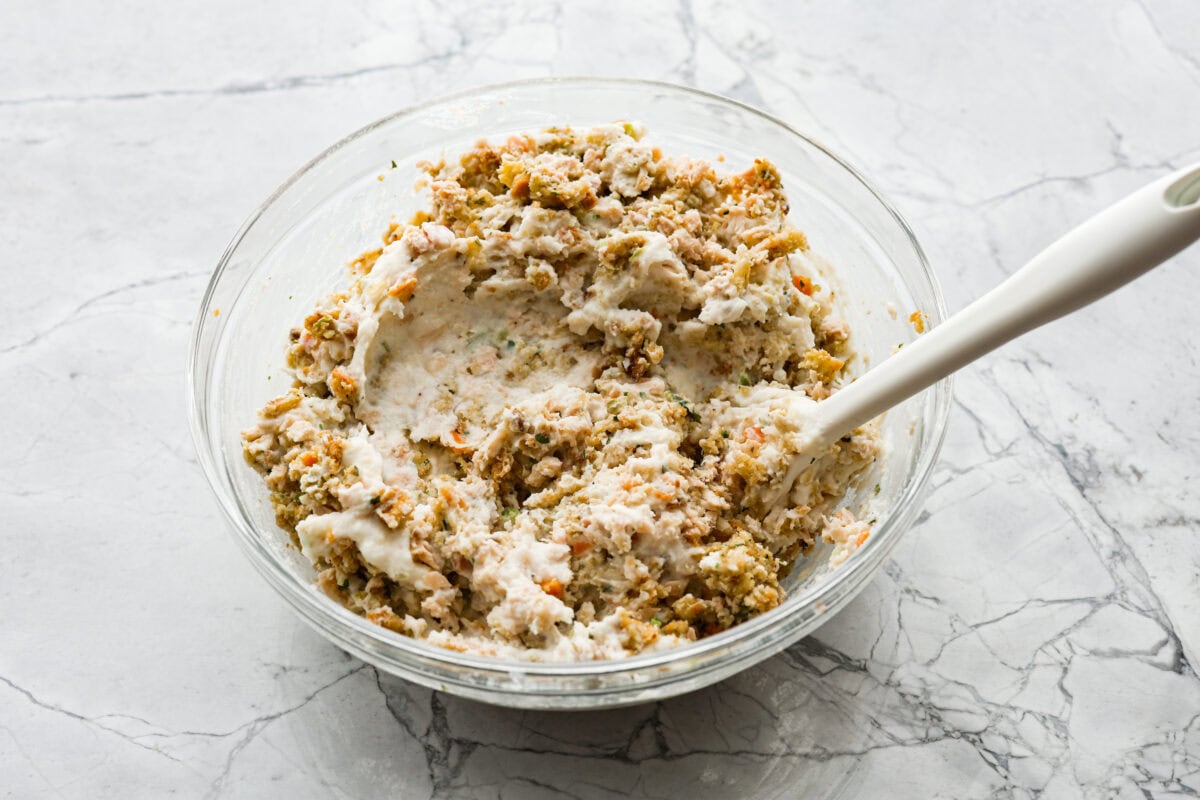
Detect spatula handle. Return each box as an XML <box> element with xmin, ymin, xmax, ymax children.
<box><xmin>811</xmin><ymin>162</ymin><xmax>1200</xmax><ymax>443</ymax></box>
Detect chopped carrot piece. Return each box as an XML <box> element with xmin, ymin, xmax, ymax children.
<box><xmin>301</xmin><ymin>452</ymin><xmax>317</xmax><ymax>467</ymax></box>
<box><xmin>855</xmin><ymin>530</ymin><xmax>870</xmax><ymax>547</ymax></box>
<box><xmin>571</xmin><ymin>540</ymin><xmax>592</xmax><ymax>556</ymax></box>
<box><xmin>745</xmin><ymin>425</ymin><xmax>766</xmax><ymax>443</ymax></box>
<box><xmin>792</xmin><ymin>274</ymin><xmax>814</xmax><ymax>295</ymax></box>
<box><xmin>540</xmin><ymin>578</ymin><xmax>564</xmax><ymax>598</ymax></box>
<box><xmin>446</xmin><ymin>428</ymin><xmax>473</xmax><ymax>455</ymax></box>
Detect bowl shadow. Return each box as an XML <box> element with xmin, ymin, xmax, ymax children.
<box><xmin>278</xmin><ymin>599</ymin><xmax>897</xmax><ymax>800</ymax></box>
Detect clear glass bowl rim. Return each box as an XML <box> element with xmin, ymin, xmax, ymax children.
<box><xmin>187</xmin><ymin>77</ymin><xmax>952</xmax><ymax>688</ymax></box>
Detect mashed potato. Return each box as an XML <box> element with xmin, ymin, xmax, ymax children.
<box><xmin>243</xmin><ymin>123</ymin><xmax>879</xmax><ymax>660</ymax></box>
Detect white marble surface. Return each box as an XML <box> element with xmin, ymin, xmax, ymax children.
<box><xmin>3</xmin><ymin>1</ymin><xmax>1199</xmax><ymax>797</ymax></box>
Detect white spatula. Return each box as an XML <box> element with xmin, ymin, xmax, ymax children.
<box><xmin>771</xmin><ymin>161</ymin><xmax>1200</xmax><ymax>505</ymax></box>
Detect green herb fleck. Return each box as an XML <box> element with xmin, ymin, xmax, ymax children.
<box><xmin>535</xmin><ymin>432</ymin><xmax>550</xmax><ymax>444</ymax></box>
<box><xmin>668</xmin><ymin>391</ymin><xmax>701</xmax><ymax>422</ymax></box>
<box><xmin>649</xmin><ymin>617</ymin><xmax>663</xmax><ymax>628</ymax></box>
<box><xmin>369</xmin><ymin>495</ymin><xmax>381</xmax><ymax>506</ymax></box>
<box><xmin>441</xmin><ymin>518</ymin><xmax>450</xmax><ymax>531</ymax></box>
<box><xmin>623</xmin><ymin>122</ymin><xmax>637</xmax><ymax>137</ymax></box>
<box><xmin>390</xmin><ymin>159</ymin><xmax>398</xmax><ymax>169</ymax></box>
<box><xmin>721</xmin><ymin>429</ymin><xmax>730</xmax><ymax>439</ymax></box>
<box><xmin>738</xmin><ymin>371</ymin><xmax>754</xmax><ymax>387</ymax></box>
<box><xmin>338</xmin><ymin>579</ymin><xmax>350</xmax><ymax>591</ymax></box>
<box><xmin>873</xmin><ymin>484</ymin><xmax>881</xmax><ymax>495</ymax></box>
<box><xmin>500</xmin><ymin>507</ymin><xmax>519</xmax><ymax>522</ymax></box>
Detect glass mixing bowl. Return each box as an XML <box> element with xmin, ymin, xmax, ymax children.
<box><xmin>188</xmin><ymin>78</ymin><xmax>951</xmax><ymax>709</ymax></box>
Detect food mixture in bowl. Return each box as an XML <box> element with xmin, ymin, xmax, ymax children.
<box><xmin>243</xmin><ymin>123</ymin><xmax>880</xmax><ymax>660</ymax></box>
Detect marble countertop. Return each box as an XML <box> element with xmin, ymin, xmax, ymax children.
<box><xmin>4</xmin><ymin>1</ymin><xmax>1199</xmax><ymax>797</ymax></box>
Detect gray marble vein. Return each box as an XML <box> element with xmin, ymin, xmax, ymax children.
<box><xmin>2</xmin><ymin>0</ymin><xmax>1198</xmax><ymax>797</ymax></box>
